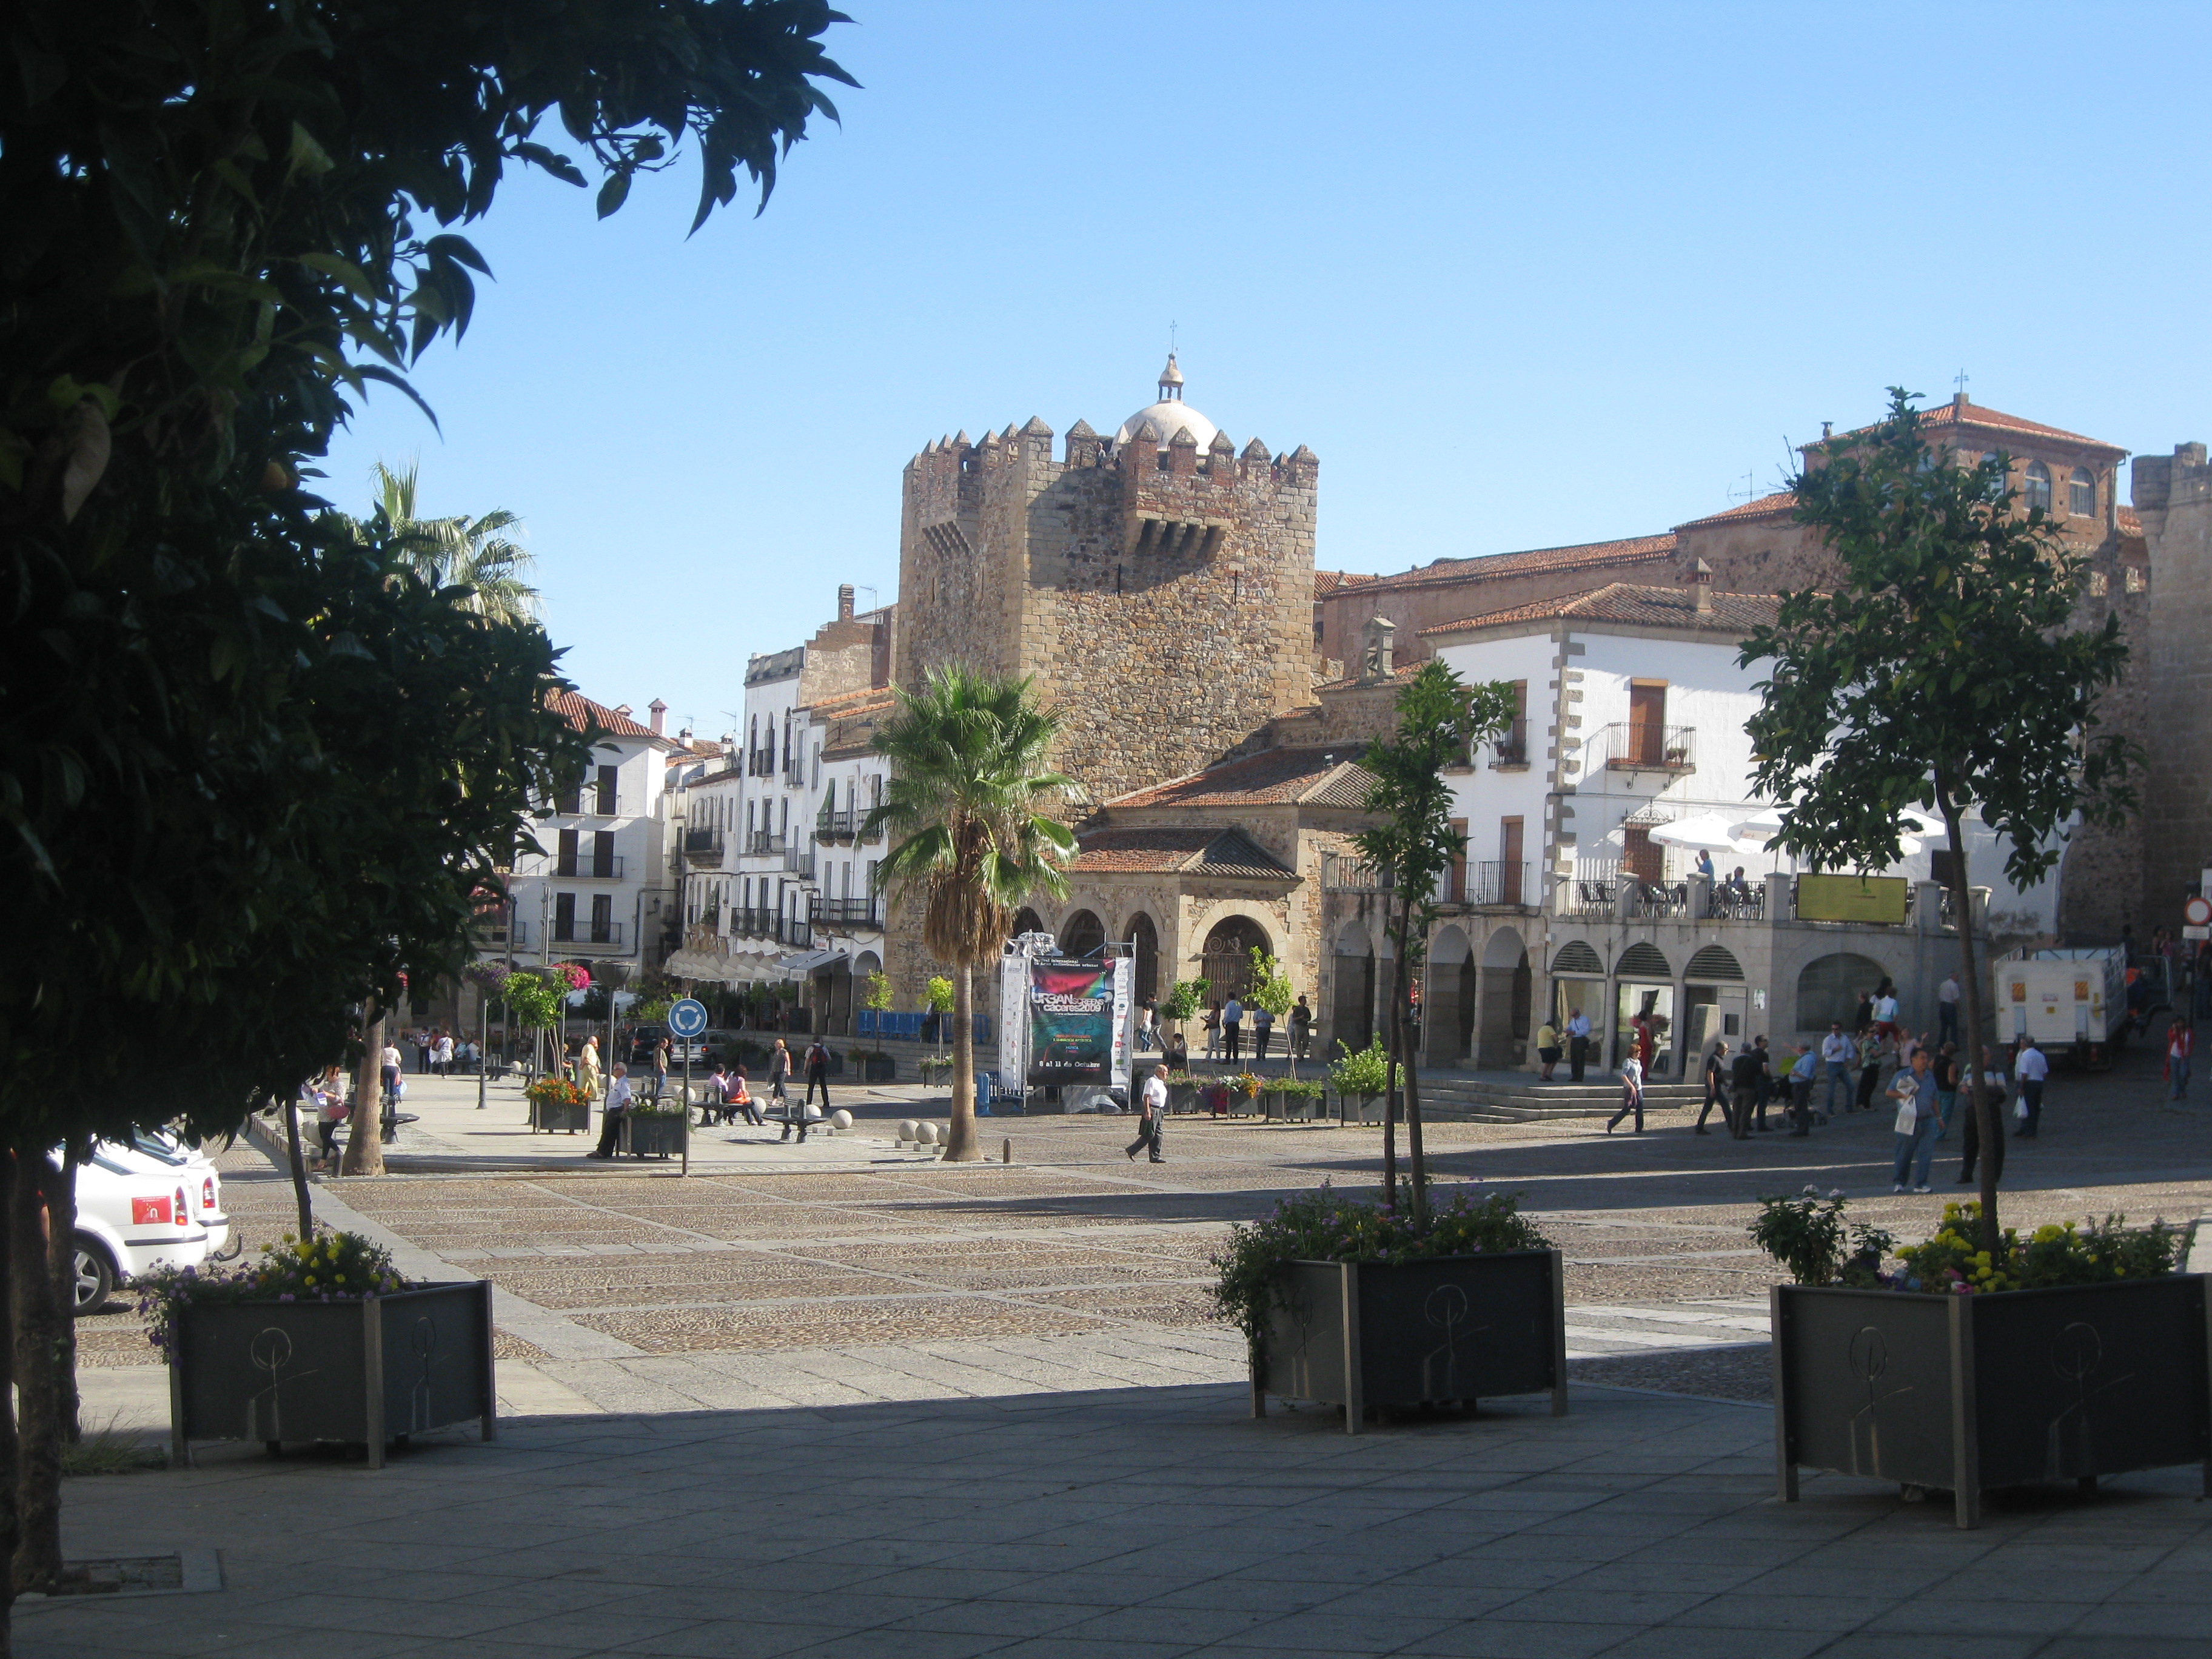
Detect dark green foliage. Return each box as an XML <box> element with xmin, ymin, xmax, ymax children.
<box><xmin>1210</xmin><ymin>1184</ymin><xmax>1550</xmax><ymax>1351</ymax></box>
<box><xmin>1749</xmin><ymin>1187</ymin><xmax>1894</xmax><ymax>1287</ymax></box>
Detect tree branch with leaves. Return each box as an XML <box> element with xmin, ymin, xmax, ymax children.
<box><xmin>1740</xmin><ymin>387</ymin><xmax>2137</xmax><ymax>1253</ymax></box>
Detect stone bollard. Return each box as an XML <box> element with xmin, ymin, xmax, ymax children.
<box><xmin>1002</xmin><ymin>1138</ymin><xmax>1012</xmax><ymax>1164</ymax></box>
<box><xmin>897</xmin><ymin>1118</ymin><xmax>919</xmax><ymax>1146</ymax></box>
<box><xmin>830</xmin><ymin>1108</ymin><xmax>853</xmax><ymax>1135</ymax></box>
<box><xmin>914</xmin><ymin>1121</ymin><xmax>937</xmax><ymax>1152</ymax></box>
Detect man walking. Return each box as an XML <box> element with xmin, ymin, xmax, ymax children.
<box><xmin>1289</xmin><ymin>995</ymin><xmax>1312</xmax><ymax>1062</ymax></box>
<box><xmin>1606</xmin><ymin>1051</ymin><xmax>1644</xmax><ymax>1134</ymax></box>
<box><xmin>2013</xmin><ymin>1037</ymin><xmax>2049</xmax><ymax>1138</ymax></box>
<box><xmin>803</xmin><ymin>1037</ymin><xmax>831</xmax><ymax>1114</ymax></box>
<box><xmin>1728</xmin><ymin>1042</ymin><xmax>1761</xmax><ymax>1141</ymax></box>
<box><xmin>651</xmin><ymin>1034</ymin><xmax>671</xmax><ymax>1104</ymax></box>
<box><xmin>1937</xmin><ymin>973</ymin><xmax>1962</xmax><ymax>1047</ymax></box>
<box><xmin>1749</xmin><ymin>1034</ymin><xmax>1775</xmax><ymax>1131</ymax></box>
<box><xmin>1221</xmin><ymin>994</ymin><xmax>1244</xmax><ymax>1064</ymax></box>
<box><xmin>1126</xmin><ymin>1062</ymin><xmax>1168</xmax><ymax>1163</ymax></box>
<box><xmin>1891</xmin><ymin>1049</ymin><xmax>1939</xmax><ymax>1192</ymax></box>
<box><xmin>1567</xmin><ymin>1008</ymin><xmax>1592</xmax><ymax>1083</ymax></box>
<box><xmin>1820</xmin><ymin>1022</ymin><xmax>1855</xmax><ymax>1117</ymax></box>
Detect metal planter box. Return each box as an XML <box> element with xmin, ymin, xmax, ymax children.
<box><xmin>529</xmin><ymin>1094</ymin><xmax>591</xmax><ymax>1134</ymax></box>
<box><xmin>1253</xmin><ymin>1251</ymin><xmax>1567</xmax><ymax>1432</ymax></box>
<box><xmin>853</xmin><ymin>1053</ymin><xmax>897</xmax><ymax>1083</ymax></box>
<box><xmin>1772</xmin><ymin>1277</ymin><xmax>2212</xmax><ymax>1528</ymax></box>
<box><xmin>618</xmin><ymin>1112</ymin><xmax>687</xmax><ymax>1159</ymax></box>
<box><xmin>170</xmin><ymin>1282</ymin><xmax>495</xmax><ymax>1469</ymax></box>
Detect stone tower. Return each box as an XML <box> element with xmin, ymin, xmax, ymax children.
<box><xmin>893</xmin><ymin>358</ymin><xmax>1319</xmax><ymax>808</ymax></box>
<box><xmin>2128</xmin><ymin>442</ymin><xmax>2212</xmax><ymax>918</ymax></box>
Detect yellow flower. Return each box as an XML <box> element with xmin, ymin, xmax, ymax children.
<box><xmin>304</xmin><ymin>1275</ymin><xmax>316</xmax><ymax>1286</ymax></box>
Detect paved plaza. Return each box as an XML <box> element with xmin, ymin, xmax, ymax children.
<box><xmin>42</xmin><ymin>1047</ymin><xmax>2212</xmax><ymax>1656</ymax></box>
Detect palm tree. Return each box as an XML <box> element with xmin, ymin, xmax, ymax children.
<box><xmin>862</xmin><ymin>666</ymin><xmax>1076</xmax><ymax>1161</ymax></box>
<box><xmin>362</xmin><ymin>458</ymin><xmax>541</xmax><ymax>625</ymax></box>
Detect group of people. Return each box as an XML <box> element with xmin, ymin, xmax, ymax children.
<box><xmin>581</xmin><ymin>1034</ymin><xmax>837</xmax><ymax>1157</ymax></box>
<box><xmin>403</xmin><ymin>1025</ymin><xmax>479</xmax><ymax>1075</ymax></box>
<box><xmin>1182</xmin><ymin>994</ymin><xmax>1315</xmax><ymax>1064</ymax></box>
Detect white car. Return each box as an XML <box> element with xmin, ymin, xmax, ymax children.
<box><xmin>70</xmin><ymin>1141</ymin><xmax>226</xmax><ymax>1315</ymax></box>
<box><xmin>118</xmin><ymin>1130</ymin><xmax>233</xmax><ymax>1262</ymax></box>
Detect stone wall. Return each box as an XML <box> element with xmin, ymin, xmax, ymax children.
<box><xmin>2128</xmin><ymin>443</ymin><xmax>2212</xmax><ymax>928</ymax></box>
<box><xmin>895</xmin><ymin>420</ymin><xmax>1318</xmax><ymax>809</ymax></box>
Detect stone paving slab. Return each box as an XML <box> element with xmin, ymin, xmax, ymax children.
<box><xmin>31</xmin><ymin>1382</ymin><xmax>2212</xmax><ymax>1659</ymax></box>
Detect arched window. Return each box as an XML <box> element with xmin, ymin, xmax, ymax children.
<box><xmin>1128</xmin><ymin>913</ymin><xmax>1159</xmax><ymax>1002</ymax></box>
<box><xmin>1059</xmin><ymin>909</ymin><xmax>1105</xmax><ymax>959</ymax></box>
<box><xmin>1201</xmin><ymin>916</ymin><xmax>1272</xmax><ymax>1001</ymax></box>
<box><xmin>2025</xmin><ymin>461</ymin><xmax>2053</xmax><ymax>513</ymax></box>
<box><xmin>2069</xmin><ymin>468</ymin><xmax>2096</xmax><ymax>517</ymax></box>
<box><xmin>1796</xmin><ymin>953</ymin><xmax>1887</xmax><ymax>1031</ymax></box>
<box><xmin>1551</xmin><ymin>940</ymin><xmax>1603</xmax><ymax>976</ymax></box>
<box><xmin>1010</xmin><ymin>907</ymin><xmax>1044</xmax><ymax>941</ymax></box>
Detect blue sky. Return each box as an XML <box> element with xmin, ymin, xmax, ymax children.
<box><xmin>322</xmin><ymin>1</ymin><xmax>2212</xmax><ymax>738</ymax></box>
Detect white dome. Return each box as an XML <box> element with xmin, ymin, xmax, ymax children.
<box><xmin>1114</xmin><ymin>400</ymin><xmax>1219</xmax><ymax>451</ymax></box>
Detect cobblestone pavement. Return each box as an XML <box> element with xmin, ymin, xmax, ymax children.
<box><xmin>77</xmin><ymin>1041</ymin><xmax>2212</xmax><ymax>1426</ymax></box>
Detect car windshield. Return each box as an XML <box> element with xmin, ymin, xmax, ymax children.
<box><xmin>130</xmin><ymin>1131</ymin><xmax>189</xmax><ymax>1165</ymax></box>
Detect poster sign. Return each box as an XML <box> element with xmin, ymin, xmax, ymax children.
<box><xmin>1024</xmin><ymin>957</ymin><xmax>1133</xmax><ymax>1090</ymax></box>
<box><xmin>1794</xmin><ymin>874</ymin><xmax>1909</xmax><ymax>925</ymax></box>
<box><xmin>997</xmin><ymin>951</ymin><xmax>1029</xmax><ymax>1097</ymax></box>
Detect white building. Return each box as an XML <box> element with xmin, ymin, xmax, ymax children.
<box><xmin>662</xmin><ymin>586</ymin><xmax>896</xmax><ymax>1031</ymax></box>
<box><xmin>1403</xmin><ymin>578</ymin><xmax>2051</xmax><ymax>1075</ymax></box>
<box><xmin>489</xmin><ymin>689</ymin><xmax>680</xmax><ymax>979</ymax></box>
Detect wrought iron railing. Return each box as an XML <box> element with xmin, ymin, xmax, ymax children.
<box><xmin>1321</xmin><ymin>851</ymin><xmax>1392</xmax><ymax>892</ymax></box>
<box><xmin>1599</xmin><ymin>722</ymin><xmax>1696</xmax><ymax>773</ymax></box>
<box><xmin>554</xmin><ymin>854</ymin><xmax>625</xmax><ymax>880</ymax></box>
<box><xmin>1488</xmin><ymin>720</ymin><xmax>1530</xmax><ymax>768</ymax></box>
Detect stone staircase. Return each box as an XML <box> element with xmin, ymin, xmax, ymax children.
<box><xmin>1416</xmin><ymin>1070</ymin><xmax>1704</xmax><ymax>1124</ymax></box>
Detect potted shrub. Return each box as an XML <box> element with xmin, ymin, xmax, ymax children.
<box><xmin>1758</xmin><ymin>1191</ymin><xmax>2208</xmax><ymax>1528</ymax></box>
<box><xmin>525</xmin><ymin>1074</ymin><xmax>591</xmax><ymax>1134</ymax></box>
<box><xmin>618</xmin><ymin>1102</ymin><xmax>688</xmax><ymax>1159</ymax></box>
<box><xmin>1329</xmin><ymin>1038</ymin><xmax>1395</xmax><ymax>1124</ymax></box>
<box><xmin>1278</xmin><ymin>1079</ymin><xmax>1326</xmax><ymax>1122</ymax></box>
<box><xmin>1167</xmin><ymin>1075</ymin><xmax>1201</xmax><ymax>1114</ymax></box>
<box><xmin>1215</xmin><ymin>1186</ymin><xmax>1565</xmax><ymax>1432</ymax></box>
<box><xmin>1159</xmin><ymin>977</ymin><xmax>1207</xmax><ymax>1044</ymax></box>
<box><xmin>844</xmin><ymin>1047</ymin><xmax>899</xmax><ymax>1084</ymax></box>
<box><xmin>142</xmin><ymin>1232</ymin><xmax>495</xmax><ymax>1469</ymax></box>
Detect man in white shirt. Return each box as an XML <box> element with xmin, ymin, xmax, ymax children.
<box><xmin>590</xmin><ymin>1063</ymin><xmax>634</xmax><ymax>1159</ymax></box>
<box><xmin>1126</xmin><ymin>1064</ymin><xmax>1169</xmax><ymax>1164</ymax></box>
<box><xmin>1820</xmin><ymin>1022</ymin><xmax>1857</xmax><ymax>1116</ymax></box>
<box><xmin>1606</xmin><ymin>1053</ymin><xmax>1644</xmax><ymax>1134</ymax></box>
<box><xmin>1221</xmin><ymin>996</ymin><xmax>1244</xmax><ymax>1064</ymax></box>
<box><xmin>1937</xmin><ymin>974</ymin><xmax>1962</xmax><ymax>1047</ymax></box>
<box><xmin>1566</xmin><ymin>1009</ymin><xmax>1593</xmax><ymax>1082</ymax></box>
<box><xmin>2013</xmin><ymin>1038</ymin><xmax>2049</xmax><ymax>1138</ymax></box>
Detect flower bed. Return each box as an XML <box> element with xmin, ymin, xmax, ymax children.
<box><xmin>1215</xmin><ymin>1187</ymin><xmax>1564</xmax><ymax>1429</ymax></box>
<box><xmin>525</xmin><ymin>1076</ymin><xmax>592</xmax><ymax>1134</ymax></box>
<box><xmin>1755</xmin><ymin>1194</ymin><xmax>2208</xmax><ymax>1527</ymax></box>
<box><xmin>142</xmin><ymin>1233</ymin><xmax>494</xmax><ymax>1468</ymax></box>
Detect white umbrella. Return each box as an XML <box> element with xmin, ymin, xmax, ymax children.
<box><xmin>1649</xmin><ymin>813</ymin><xmax>1753</xmax><ymax>854</ymax></box>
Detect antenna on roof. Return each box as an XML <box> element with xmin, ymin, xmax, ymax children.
<box><xmin>1954</xmin><ymin>368</ymin><xmax>1970</xmax><ymax>397</ymax></box>
<box><xmin>1169</xmin><ymin>320</ymin><xmax>1178</xmax><ymax>355</ymax></box>
<box><xmin>1727</xmin><ymin>469</ymin><xmax>1759</xmax><ymax>505</ymax></box>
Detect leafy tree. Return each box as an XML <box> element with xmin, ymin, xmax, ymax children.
<box><xmin>2</xmin><ymin>2</ymin><xmax>851</xmax><ymax>1621</ymax></box>
<box><xmin>1354</xmin><ymin>662</ymin><xmax>1518</xmax><ymax>1227</ymax></box>
<box><xmin>357</xmin><ymin>460</ymin><xmax>538</xmax><ymax>622</ymax></box>
<box><xmin>863</xmin><ymin>971</ymin><xmax>894</xmax><ymax>1013</ymax></box>
<box><xmin>1245</xmin><ymin>948</ymin><xmax>1295</xmax><ymax>1073</ymax></box>
<box><xmin>863</xmin><ymin>668</ymin><xmax>1076</xmax><ymax>1161</ymax></box>
<box><xmin>1159</xmin><ymin>979</ymin><xmax>1209</xmax><ymax>1028</ymax></box>
<box><xmin>1741</xmin><ymin>389</ymin><xmax>2137</xmax><ymax>1253</ymax></box>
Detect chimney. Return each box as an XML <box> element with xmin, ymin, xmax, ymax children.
<box><xmin>1820</xmin><ymin>421</ymin><xmax>1832</xmax><ymax>440</ymax></box>
<box><xmin>1692</xmin><ymin>558</ymin><xmax>1714</xmax><ymax>614</ymax></box>
<box><xmin>1362</xmin><ymin>614</ymin><xmax>1396</xmax><ymax>682</ymax></box>
<box><xmin>837</xmin><ymin>583</ymin><xmax>854</xmax><ymax>621</ymax></box>
<box><xmin>1954</xmin><ymin>389</ymin><xmax>1969</xmax><ymax>411</ymax></box>
<box><xmin>613</xmin><ymin>704</ymin><xmax>632</xmax><ymax>719</ymax></box>
<box><xmin>647</xmin><ymin>698</ymin><xmax>668</xmax><ymax>736</ymax></box>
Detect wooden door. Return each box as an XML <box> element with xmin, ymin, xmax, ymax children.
<box><xmin>1498</xmin><ymin>817</ymin><xmax>1523</xmax><ymax>905</ymax></box>
<box><xmin>1449</xmin><ymin>818</ymin><xmax>1467</xmax><ymax>903</ymax></box>
<box><xmin>1628</xmin><ymin>682</ymin><xmax>1666</xmax><ymax>765</ymax></box>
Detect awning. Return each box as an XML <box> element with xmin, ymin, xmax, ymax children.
<box><xmin>773</xmin><ymin>947</ymin><xmax>850</xmax><ymax>979</ymax></box>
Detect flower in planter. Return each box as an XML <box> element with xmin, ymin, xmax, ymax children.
<box><xmin>137</xmin><ymin>1230</ymin><xmax>411</xmax><ymax>1359</ymax></box>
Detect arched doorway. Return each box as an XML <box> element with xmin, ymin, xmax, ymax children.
<box><xmin>1127</xmin><ymin>912</ymin><xmax>1159</xmax><ymax>1002</ymax></box>
<box><xmin>1059</xmin><ymin>908</ymin><xmax>1105</xmax><ymax>959</ymax></box>
<box><xmin>1797</xmin><ymin>952</ymin><xmax>1887</xmax><ymax>1033</ymax></box>
<box><xmin>1010</xmin><ymin>907</ymin><xmax>1044</xmax><ymax>942</ymax></box>
<box><xmin>1425</xmin><ymin>925</ymin><xmax>1475</xmax><ymax>1067</ymax></box>
<box><xmin>1332</xmin><ymin>919</ymin><xmax>1376</xmax><ymax>1056</ymax></box>
<box><xmin>1614</xmin><ymin>940</ymin><xmax>1673</xmax><ymax>1076</ymax></box>
<box><xmin>1201</xmin><ymin>914</ymin><xmax>1272</xmax><ymax>1004</ymax></box>
<box><xmin>1477</xmin><ymin>927</ymin><xmax>1530</xmax><ymax>1068</ymax></box>
<box><xmin>1681</xmin><ymin>943</ymin><xmax>1744</xmax><ymax>1061</ymax></box>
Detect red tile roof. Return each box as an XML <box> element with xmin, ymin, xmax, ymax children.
<box><xmin>1073</xmin><ymin>826</ymin><xmax>1296</xmax><ymax>881</ymax></box>
<box><xmin>1105</xmin><ymin>746</ymin><xmax>1375</xmax><ymax>811</ymax></box>
<box><xmin>1675</xmin><ymin>491</ymin><xmax>1798</xmax><ymax>531</ymax></box>
<box><xmin>803</xmin><ymin>686</ymin><xmax>896</xmax><ymax>716</ymax></box>
<box><xmin>2118</xmin><ymin>505</ymin><xmax>2143</xmax><ymax>539</ymax></box>
<box><xmin>1825</xmin><ymin>397</ymin><xmax>2123</xmax><ymax>455</ymax></box>
<box><xmin>1311</xmin><ymin>662</ymin><xmax>1423</xmax><ymax>694</ymax></box>
<box><xmin>1420</xmin><ymin>582</ymin><xmax>1783</xmax><ymax>638</ymax></box>
<box><xmin>545</xmin><ymin>688</ymin><xmax>670</xmax><ymax>743</ymax></box>
<box><xmin>1325</xmin><ymin>534</ymin><xmax>1677</xmax><ymax>600</ymax></box>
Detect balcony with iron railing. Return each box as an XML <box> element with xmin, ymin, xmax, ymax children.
<box><xmin>748</xmin><ymin>831</ymin><xmax>787</xmax><ymax>857</ymax></box>
<box><xmin>683</xmin><ymin>826</ymin><xmax>725</xmax><ymax>857</ymax></box>
<box><xmin>1464</xmin><ymin>860</ymin><xmax>1533</xmax><ymax>908</ymax></box>
<box><xmin>553</xmin><ymin>854</ymin><xmax>625</xmax><ymax>880</ymax></box>
<box><xmin>1321</xmin><ymin>851</ymin><xmax>1393</xmax><ymax>893</ymax></box>
<box><xmin>1487</xmin><ymin>720</ymin><xmax>1531</xmax><ymax>769</ymax></box>
<box><xmin>1598</xmin><ymin>722</ymin><xmax>1696</xmax><ymax>774</ymax></box>
<box><xmin>785</xmin><ymin>845</ymin><xmax>815</xmax><ymax>879</ymax></box>
<box><xmin>813</xmin><ymin>895</ymin><xmax>883</xmax><ymax>929</ymax></box>
<box><xmin>549</xmin><ymin>918</ymin><xmax>626</xmax><ymax>952</ymax></box>
<box><xmin>814</xmin><ymin>806</ymin><xmax>859</xmax><ymax>844</ymax></box>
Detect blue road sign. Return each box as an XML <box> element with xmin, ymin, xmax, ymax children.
<box><xmin>666</xmin><ymin>998</ymin><xmax>709</xmax><ymax>1039</ymax></box>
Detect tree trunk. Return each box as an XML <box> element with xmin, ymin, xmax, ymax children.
<box><xmin>0</xmin><ymin>1162</ymin><xmax>19</xmax><ymax>1654</ymax></box>
<box><xmin>478</xmin><ymin>993</ymin><xmax>489</xmax><ymax>1111</ymax></box>
<box><xmin>10</xmin><ymin>1154</ymin><xmax>62</xmax><ymax>1594</ymax></box>
<box><xmin>945</xmin><ymin>963</ymin><xmax>980</xmax><ymax>1161</ymax></box>
<box><xmin>1934</xmin><ymin>773</ymin><xmax>2000</xmax><ymax>1255</ymax></box>
<box><xmin>1398</xmin><ymin>890</ymin><xmax>1430</xmax><ymax>1232</ymax></box>
<box><xmin>47</xmin><ymin>1145</ymin><xmax>79</xmax><ymax>1447</ymax></box>
<box><xmin>281</xmin><ymin>1088</ymin><xmax>314</xmax><ymax>1239</ymax></box>
<box><xmin>343</xmin><ymin>1002</ymin><xmax>387</xmax><ymax>1176</ymax></box>
<box><xmin>1381</xmin><ymin>933</ymin><xmax>1402</xmax><ymax>1214</ymax></box>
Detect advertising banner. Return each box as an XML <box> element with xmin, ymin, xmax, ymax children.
<box><xmin>1794</xmin><ymin>874</ymin><xmax>1909</xmax><ymax>926</ymax></box>
<box><xmin>997</xmin><ymin>950</ymin><xmax>1029</xmax><ymax>1097</ymax></box>
<box><xmin>1025</xmin><ymin>959</ymin><xmax>1121</xmax><ymax>1087</ymax></box>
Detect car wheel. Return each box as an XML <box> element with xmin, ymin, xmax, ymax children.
<box><xmin>71</xmin><ymin>1236</ymin><xmax>116</xmax><ymax>1316</ymax></box>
